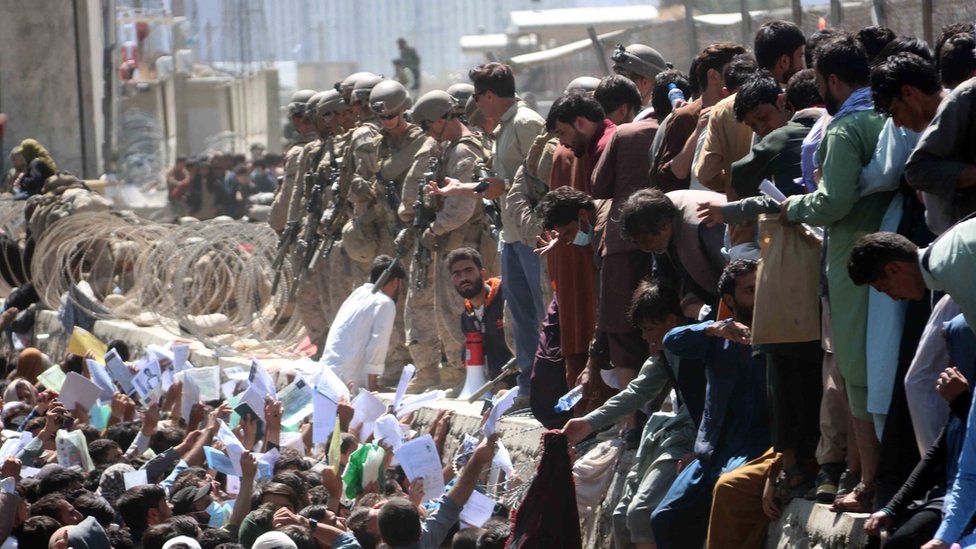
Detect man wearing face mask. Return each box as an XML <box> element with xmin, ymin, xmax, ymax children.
<box><xmin>534</xmin><ymin>94</ymin><xmax>616</xmax><ymax>419</ymax></box>
<box><xmin>400</xmin><ymin>90</ymin><xmax>492</xmax><ymax>394</ymax></box>
<box><xmin>532</xmin><ymin>186</ymin><xmax>605</xmax><ymax>426</ymax></box>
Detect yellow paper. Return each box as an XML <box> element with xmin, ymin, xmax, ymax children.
<box><xmin>328</xmin><ymin>418</ymin><xmax>342</xmax><ymax>469</ymax></box>
<box><xmin>66</xmin><ymin>327</ymin><xmax>107</xmax><ymax>363</ymax></box>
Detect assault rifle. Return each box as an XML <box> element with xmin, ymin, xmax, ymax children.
<box><xmin>270</xmin><ymin>221</ymin><xmax>300</xmax><ymax>295</ymax></box>
<box><xmin>474</xmin><ymin>163</ymin><xmax>503</xmax><ymax>241</ymax></box>
<box><xmin>292</xmin><ymin>149</ymin><xmax>331</xmax><ymax>288</ymax></box>
<box><xmin>306</xmin><ymin>152</ymin><xmax>347</xmax><ymax>271</ymax></box>
<box><xmin>412</xmin><ymin>156</ymin><xmax>439</xmax><ymax>290</ymax></box>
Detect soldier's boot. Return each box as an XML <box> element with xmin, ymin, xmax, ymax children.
<box><xmin>406</xmin><ymin>367</ymin><xmax>440</xmax><ymax>394</ymax></box>
<box><xmin>439</xmin><ymin>365</ymin><xmax>466</xmax><ymax>398</ymax></box>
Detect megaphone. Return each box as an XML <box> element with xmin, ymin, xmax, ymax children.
<box><xmin>458</xmin><ymin>332</ymin><xmax>489</xmax><ymax>400</ymax></box>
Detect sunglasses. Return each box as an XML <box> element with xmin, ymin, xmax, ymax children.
<box><xmin>378</xmin><ymin>111</ymin><xmax>400</xmax><ymax>120</ymax></box>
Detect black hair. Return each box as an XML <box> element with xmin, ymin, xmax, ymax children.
<box><xmin>72</xmin><ymin>491</ymin><xmax>115</xmax><ymax>526</ymax></box>
<box><xmin>272</xmin><ymin>471</ymin><xmax>309</xmax><ymax>506</ymax></box>
<box><xmin>718</xmin><ymin>259</ymin><xmax>758</xmax><ymax>298</ymax></box>
<box><xmin>445</xmin><ymin>246</ymin><xmax>484</xmax><ymax>271</ymax></box>
<box><xmin>687</xmin><ymin>57</ymin><xmax>702</xmax><ymax>98</ymax></box>
<box><xmin>619</xmin><ymin>188</ymin><xmax>677</xmax><ymax>240</ymax></box>
<box><xmin>150</xmin><ymin>424</ymin><xmax>186</xmax><ymax>454</ymax></box>
<box><xmin>477</xmin><ymin>518</ymin><xmax>511</xmax><ymax>549</ymax></box>
<box><xmin>369</xmin><ymin>254</ymin><xmax>406</xmax><ymax>284</ymax></box>
<box><xmin>175</xmin><ymin>156</ymin><xmax>187</xmax><ymax>163</ymax></box>
<box><xmin>30</xmin><ymin>492</ymin><xmax>70</xmax><ymax>522</ymax></box>
<box><xmin>628</xmin><ymin>279</ymin><xmax>682</xmax><ymax>327</ymax></box>
<box><xmin>594</xmin><ymin>75</ymin><xmax>642</xmax><ymax>117</ymax></box>
<box><xmin>723</xmin><ymin>53</ymin><xmax>759</xmax><ymax>93</ymax></box>
<box><xmin>104</xmin><ymin>421</ymin><xmax>139</xmax><ymax>451</ymax></box>
<box><xmin>935</xmin><ymin>23</ymin><xmax>973</xmax><ymax>70</ymax></box>
<box><xmin>89</xmin><ymin>438</ymin><xmax>121</xmax><ymax>466</ymax></box>
<box><xmin>785</xmin><ymin>69</ymin><xmax>823</xmax><ymax>110</ymax></box>
<box><xmin>754</xmin><ymin>20</ymin><xmax>806</xmax><ymax>71</ymax></box>
<box><xmin>199</xmin><ymin>527</ymin><xmax>236</xmax><ymax>549</ymax></box>
<box><xmin>733</xmin><ymin>71</ymin><xmax>780</xmax><ymax>122</ymax></box>
<box><xmin>280</xmin><ymin>524</ymin><xmax>317</xmax><ymax>549</ymax></box>
<box><xmin>805</xmin><ymin>28</ymin><xmax>842</xmax><ymax>68</ymax></box>
<box><xmin>874</xmin><ymin>37</ymin><xmax>934</xmax><ymax>65</ymax></box>
<box><xmin>939</xmin><ymin>33</ymin><xmax>976</xmax><ymax>88</ymax></box>
<box><xmin>378</xmin><ymin>497</ymin><xmax>422</xmax><ymax>546</ymax></box>
<box><xmin>107</xmin><ymin>524</ymin><xmax>136</xmax><ymax>549</ymax></box>
<box><xmin>815</xmin><ymin>34</ymin><xmax>871</xmax><ymax>87</ymax></box>
<box><xmin>298</xmin><ymin>504</ymin><xmax>330</xmax><ymax>521</ymax></box>
<box><xmin>539</xmin><ymin>186</ymin><xmax>596</xmax><ymax>230</ymax></box>
<box><xmin>142</xmin><ymin>522</ymin><xmax>179</xmax><ymax>549</ymax></box>
<box><xmin>116</xmin><ymin>485</ymin><xmax>167</xmax><ymax>531</ymax></box>
<box><xmin>274</xmin><ymin>447</ymin><xmax>309</xmax><ymax>474</ymax></box>
<box><xmin>453</xmin><ymin>527</ymin><xmax>483</xmax><ymax>549</ymax></box>
<box><xmin>468</xmin><ymin>63</ymin><xmax>516</xmax><ymax>98</ymax></box>
<box><xmin>63</xmin><ymin>354</ymin><xmax>84</xmax><ymax>374</ymax></box>
<box><xmin>346</xmin><ymin>506</ymin><xmax>379</xmax><ymax>549</ymax></box>
<box><xmin>847</xmin><ymin>232</ymin><xmax>919</xmax><ymax>286</ymax></box>
<box><xmin>545</xmin><ymin>92</ymin><xmax>606</xmax><ymax>131</ymax></box>
<box><xmin>855</xmin><ymin>25</ymin><xmax>897</xmax><ymax>62</ymax></box>
<box><xmin>14</xmin><ymin>516</ymin><xmax>61</xmax><ymax>547</ymax></box>
<box><xmin>651</xmin><ymin>69</ymin><xmax>692</xmax><ymax>119</ymax></box>
<box><xmin>234</xmin><ymin>165</ymin><xmax>249</xmax><ymax>176</ymax></box>
<box><xmin>871</xmin><ymin>53</ymin><xmax>941</xmax><ymax>115</ymax></box>
<box><xmin>38</xmin><ymin>468</ymin><xmax>83</xmax><ymax>497</ymax></box>
<box><xmin>695</xmin><ymin>43</ymin><xmax>748</xmax><ymax>93</ymax></box>
<box><xmin>258</xmin><ymin>481</ymin><xmax>302</xmax><ymax>511</ymax></box>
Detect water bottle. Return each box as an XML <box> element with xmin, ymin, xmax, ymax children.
<box><xmin>667</xmin><ymin>82</ymin><xmax>686</xmax><ymax>107</ymax></box>
<box><xmin>554</xmin><ymin>385</ymin><xmax>584</xmax><ymax>412</ymax></box>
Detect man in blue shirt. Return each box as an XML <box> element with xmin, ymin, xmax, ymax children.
<box><xmin>650</xmin><ymin>259</ymin><xmax>769</xmax><ymax>549</ymax></box>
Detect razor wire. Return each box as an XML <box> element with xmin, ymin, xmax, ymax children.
<box><xmin>30</xmin><ymin>211</ymin><xmax>305</xmax><ymax>357</ymax></box>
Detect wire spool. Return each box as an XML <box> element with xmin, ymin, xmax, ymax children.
<box><xmin>30</xmin><ymin>211</ymin><xmax>167</xmax><ymax>321</ymax></box>
<box><xmin>0</xmin><ymin>199</ymin><xmax>30</xmax><ymax>294</ymax></box>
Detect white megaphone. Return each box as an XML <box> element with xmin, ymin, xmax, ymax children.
<box><xmin>458</xmin><ymin>332</ymin><xmax>489</xmax><ymax>400</ymax></box>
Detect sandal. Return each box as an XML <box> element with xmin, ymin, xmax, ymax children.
<box><xmin>830</xmin><ymin>482</ymin><xmax>874</xmax><ymax>513</ymax></box>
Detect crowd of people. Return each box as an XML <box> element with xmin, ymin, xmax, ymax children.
<box><xmin>0</xmin><ymin>15</ymin><xmax>975</xmax><ymax>549</ymax></box>
<box><xmin>165</xmin><ymin>149</ymin><xmax>282</xmax><ymax>221</ymax></box>
<box><xmin>265</xmin><ymin>16</ymin><xmax>976</xmax><ymax>549</ymax></box>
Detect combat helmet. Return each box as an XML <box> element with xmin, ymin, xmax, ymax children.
<box><xmin>369</xmin><ymin>79</ymin><xmax>411</xmax><ymax>118</ymax></box>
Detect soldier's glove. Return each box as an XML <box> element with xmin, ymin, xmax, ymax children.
<box><xmin>420</xmin><ymin>228</ymin><xmax>438</xmax><ymax>251</ymax></box>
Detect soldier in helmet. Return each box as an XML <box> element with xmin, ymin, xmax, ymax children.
<box><xmin>341</xmin><ymin>78</ymin><xmax>430</xmax><ymax>384</ymax></box>
<box><xmin>611</xmin><ymin>43</ymin><xmax>670</xmax><ymax>121</ymax></box>
<box><xmin>400</xmin><ymin>90</ymin><xmax>500</xmax><ymax>393</ymax></box>
<box><xmin>287</xmin><ymin>90</ymin><xmax>349</xmax><ymax>355</ymax></box>
<box><xmin>446</xmin><ymin>83</ymin><xmax>474</xmax><ymax>120</ymax></box>
<box><xmin>269</xmin><ymin>89</ymin><xmax>317</xmax><ymax>234</ymax></box>
<box><xmin>565</xmin><ymin>76</ymin><xmax>601</xmax><ymax>95</ymax></box>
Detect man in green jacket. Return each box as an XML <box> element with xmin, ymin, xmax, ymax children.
<box><xmin>780</xmin><ymin>34</ymin><xmax>890</xmax><ymax>513</ymax></box>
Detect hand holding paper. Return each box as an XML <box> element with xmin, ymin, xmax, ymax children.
<box><xmin>394</xmin><ymin>434</ymin><xmax>444</xmax><ymax>503</ymax></box>
<box><xmin>483</xmin><ymin>387</ymin><xmax>518</xmax><ymax>437</ymax></box>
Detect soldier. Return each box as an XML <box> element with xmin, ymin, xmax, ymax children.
<box><xmin>344</xmin><ymin>78</ymin><xmax>431</xmax><ymax>384</ymax></box>
<box><xmin>400</xmin><ymin>90</ymin><xmax>496</xmax><ymax>393</ymax></box>
<box><xmin>610</xmin><ymin>43</ymin><xmax>670</xmax><ymax>121</ymax></box>
<box><xmin>288</xmin><ymin>90</ymin><xmax>349</xmax><ymax>356</ymax></box>
<box><xmin>269</xmin><ymin>89</ymin><xmax>317</xmax><ymax>234</ymax></box>
<box><xmin>446</xmin><ymin>83</ymin><xmax>474</xmax><ymax>121</ymax></box>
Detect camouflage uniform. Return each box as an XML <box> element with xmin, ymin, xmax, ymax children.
<box><xmin>342</xmin><ymin>120</ymin><xmax>431</xmax><ymax>380</ymax></box>
<box><xmin>269</xmin><ymin>132</ymin><xmax>316</xmax><ymax>233</ymax></box>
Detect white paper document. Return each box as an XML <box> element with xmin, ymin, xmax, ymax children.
<box><xmin>349</xmin><ymin>390</ymin><xmax>387</xmax><ymax>441</ymax></box>
<box><xmin>483</xmin><ymin>387</ymin><xmax>518</xmax><ymax>437</ymax></box>
<box><xmin>392</xmin><ymin>364</ymin><xmax>416</xmax><ymax>411</ymax></box>
<box><xmin>85</xmin><ymin>359</ymin><xmax>116</xmax><ymax>402</ymax></box>
<box><xmin>59</xmin><ymin>372</ymin><xmax>103</xmax><ymax>411</ymax></box>
<box><xmin>105</xmin><ymin>349</ymin><xmax>135</xmax><ymax>395</ymax></box>
<box><xmin>179</xmin><ymin>371</ymin><xmax>201</xmax><ymax>421</ymax></box>
<box><xmin>311</xmin><ymin>388</ymin><xmax>339</xmax><ymax>445</ymax></box>
<box><xmin>395</xmin><ymin>390</ymin><xmax>445</xmax><ymax>418</ymax></box>
<box><xmin>460</xmin><ymin>490</ymin><xmax>496</xmax><ymax>528</ymax></box>
<box><xmin>278</xmin><ymin>377</ymin><xmax>314</xmax><ymax>427</ymax></box>
<box><xmin>172</xmin><ymin>344</ymin><xmax>190</xmax><ymax>373</ymax></box>
<box><xmin>123</xmin><ymin>469</ymin><xmax>148</xmax><ymax>489</ymax></box>
<box><xmin>372</xmin><ymin>414</ymin><xmax>403</xmax><ymax>451</ymax></box>
<box><xmin>249</xmin><ymin>360</ymin><xmax>278</xmax><ymax>399</ymax></box>
<box><xmin>394</xmin><ymin>434</ymin><xmax>444</xmax><ymax>503</ymax></box>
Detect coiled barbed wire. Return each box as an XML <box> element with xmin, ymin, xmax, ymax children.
<box><xmin>0</xmin><ymin>200</ymin><xmax>30</xmax><ymax>294</ymax></box>
<box><xmin>30</xmin><ymin>211</ymin><xmax>305</xmax><ymax>357</ymax></box>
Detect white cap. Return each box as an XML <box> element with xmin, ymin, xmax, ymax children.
<box><xmin>251</xmin><ymin>531</ymin><xmax>299</xmax><ymax>549</ymax></box>
<box><xmin>162</xmin><ymin>536</ymin><xmax>202</xmax><ymax>549</ymax></box>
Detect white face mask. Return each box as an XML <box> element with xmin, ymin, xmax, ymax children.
<box><xmin>572</xmin><ymin>217</ymin><xmax>592</xmax><ymax>247</ymax></box>
<box><xmin>207</xmin><ymin>501</ymin><xmax>232</xmax><ymax>528</ymax></box>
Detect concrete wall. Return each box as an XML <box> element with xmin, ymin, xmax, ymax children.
<box><xmin>0</xmin><ymin>0</ymin><xmax>105</xmax><ymax>178</ymax></box>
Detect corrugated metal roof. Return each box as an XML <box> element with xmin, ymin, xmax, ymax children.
<box><xmin>508</xmin><ymin>5</ymin><xmax>659</xmax><ymax>33</ymax></box>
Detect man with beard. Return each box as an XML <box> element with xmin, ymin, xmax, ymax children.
<box><xmin>651</xmin><ymin>259</ymin><xmax>769</xmax><ymax>549</ymax></box>
<box><xmin>533</xmin><ymin>94</ymin><xmax>616</xmax><ymax>420</ymax></box>
<box><xmin>447</xmin><ymin>247</ymin><xmax>513</xmax><ymax>385</ymax></box>
<box><xmin>780</xmin><ymin>33</ymin><xmax>890</xmax><ymax>513</ymax></box>
<box><xmin>318</xmin><ymin>255</ymin><xmax>403</xmax><ymax>392</ymax></box>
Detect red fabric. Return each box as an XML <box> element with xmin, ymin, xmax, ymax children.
<box><xmin>506</xmin><ymin>431</ymin><xmax>582</xmax><ymax>549</ymax></box>
<box><xmin>546</xmin><ymin>120</ymin><xmax>616</xmax><ymax>356</ymax></box>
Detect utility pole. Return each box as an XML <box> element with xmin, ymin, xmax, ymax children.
<box><xmin>791</xmin><ymin>0</ymin><xmax>802</xmax><ymax>27</ymax></box>
<box><xmin>684</xmin><ymin>0</ymin><xmax>698</xmax><ymax>62</ymax></box>
<box><xmin>739</xmin><ymin>0</ymin><xmax>751</xmax><ymax>48</ymax></box>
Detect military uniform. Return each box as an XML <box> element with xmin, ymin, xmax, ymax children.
<box><xmin>269</xmin><ymin>132</ymin><xmax>316</xmax><ymax>233</ymax></box>
<box><xmin>428</xmin><ymin>133</ymin><xmax>495</xmax><ymax>382</ymax></box>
